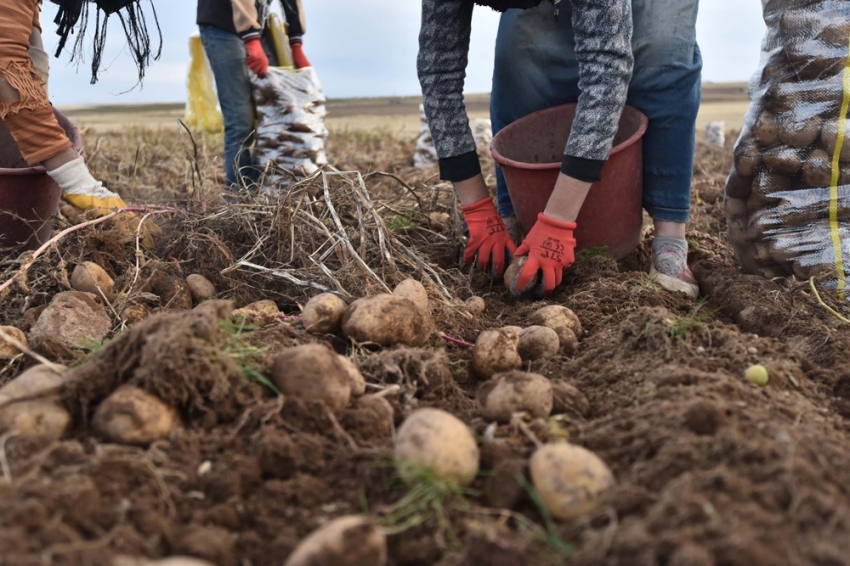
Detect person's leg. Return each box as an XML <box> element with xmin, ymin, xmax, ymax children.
<box><xmin>199</xmin><ymin>25</ymin><xmax>258</xmax><ymax>188</ymax></box>
<box><xmin>627</xmin><ymin>0</ymin><xmax>701</xmax><ymax>297</ymax></box>
<box><xmin>491</xmin><ymin>3</ymin><xmax>581</xmax><ymax>220</ymax></box>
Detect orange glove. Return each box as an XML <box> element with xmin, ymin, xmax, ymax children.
<box><xmin>290</xmin><ymin>39</ymin><xmax>311</xmax><ymax>69</ymax></box>
<box><xmin>461</xmin><ymin>197</ymin><xmax>517</xmax><ymax>278</ymax></box>
<box><xmin>511</xmin><ymin>213</ymin><xmax>576</xmax><ymax>296</ymax></box>
<box><xmin>244</xmin><ymin>36</ymin><xmax>269</xmax><ymax>77</ymax></box>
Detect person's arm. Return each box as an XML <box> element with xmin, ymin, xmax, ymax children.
<box><xmin>418</xmin><ymin>0</ymin><xmax>516</xmax><ymax>278</ymax></box>
<box><xmin>512</xmin><ymin>0</ymin><xmax>634</xmax><ymax>296</ymax></box>
<box><xmin>281</xmin><ymin>0</ymin><xmax>310</xmax><ymax>68</ymax></box>
<box><xmin>230</xmin><ymin>0</ymin><xmax>269</xmax><ymax>76</ymax></box>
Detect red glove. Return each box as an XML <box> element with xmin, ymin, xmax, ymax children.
<box><xmin>244</xmin><ymin>36</ymin><xmax>269</xmax><ymax>77</ymax></box>
<box><xmin>461</xmin><ymin>197</ymin><xmax>517</xmax><ymax>278</ymax></box>
<box><xmin>512</xmin><ymin>213</ymin><xmax>576</xmax><ymax>296</ymax></box>
<box><xmin>290</xmin><ymin>39</ymin><xmax>311</xmax><ymax>69</ymax></box>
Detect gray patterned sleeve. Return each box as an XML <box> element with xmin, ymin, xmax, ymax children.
<box><xmin>418</xmin><ymin>0</ymin><xmax>480</xmax><ymax>180</ymax></box>
<box><xmin>563</xmin><ymin>0</ymin><xmax>634</xmax><ymax>178</ymax></box>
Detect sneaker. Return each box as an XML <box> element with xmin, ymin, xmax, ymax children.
<box><xmin>650</xmin><ymin>239</ymin><xmax>699</xmax><ymax>299</ymax></box>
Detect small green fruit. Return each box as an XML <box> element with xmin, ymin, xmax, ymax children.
<box><xmin>745</xmin><ymin>364</ymin><xmax>769</xmax><ymax>387</ymax></box>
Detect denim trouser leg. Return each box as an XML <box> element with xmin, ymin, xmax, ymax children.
<box><xmin>199</xmin><ymin>25</ymin><xmax>258</xmax><ymax>188</ymax></box>
<box><xmin>491</xmin><ymin>0</ymin><xmax>701</xmax><ymax>223</ymax></box>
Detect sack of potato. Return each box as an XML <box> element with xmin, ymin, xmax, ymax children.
<box><xmin>725</xmin><ymin>0</ymin><xmax>850</xmax><ymax>288</ymax></box>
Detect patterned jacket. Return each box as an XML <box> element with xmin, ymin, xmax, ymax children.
<box><xmin>197</xmin><ymin>0</ymin><xmax>305</xmax><ymax>39</ymax></box>
<box><xmin>418</xmin><ymin>0</ymin><xmax>634</xmax><ymax>183</ymax></box>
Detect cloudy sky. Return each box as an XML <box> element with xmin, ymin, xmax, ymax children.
<box><xmin>39</xmin><ymin>0</ymin><xmax>766</xmax><ymax>105</ymax></box>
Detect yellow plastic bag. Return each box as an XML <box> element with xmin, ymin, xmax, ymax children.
<box><xmin>268</xmin><ymin>12</ymin><xmax>294</xmax><ymax>69</ymax></box>
<box><xmin>184</xmin><ymin>35</ymin><xmax>224</xmax><ymax>134</ymax></box>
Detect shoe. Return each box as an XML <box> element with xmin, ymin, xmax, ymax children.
<box><xmin>650</xmin><ymin>240</ymin><xmax>699</xmax><ymax>299</ymax></box>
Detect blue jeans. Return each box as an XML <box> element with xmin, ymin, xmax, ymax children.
<box><xmin>491</xmin><ymin>0</ymin><xmax>702</xmax><ymax>223</ymax></box>
<box><xmin>199</xmin><ymin>25</ymin><xmax>276</xmax><ymax>188</ymax></box>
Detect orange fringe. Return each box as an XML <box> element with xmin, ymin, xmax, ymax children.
<box><xmin>0</xmin><ymin>59</ymin><xmax>48</xmax><ymax>120</ymax></box>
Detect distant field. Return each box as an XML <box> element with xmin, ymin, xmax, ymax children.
<box><xmin>59</xmin><ymin>82</ymin><xmax>751</xmax><ymax>136</ymax></box>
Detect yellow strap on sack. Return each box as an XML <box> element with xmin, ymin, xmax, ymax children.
<box><xmin>268</xmin><ymin>12</ymin><xmax>294</xmax><ymax>69</ymax></box>
<box><xmin>828</xmin><ymin>45</ymin><xmax>850</xmax><ymax>299</ymax></box>
<box><xmin>185</xmin><ymin>35</ymin><xmax>224</xmax><ymax>134</ymax></box>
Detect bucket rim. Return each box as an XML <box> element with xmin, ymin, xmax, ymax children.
<box><xmin>490</xmin><ymin>103</ymin><xmax>649</xmax><ymax>170</ymax></box>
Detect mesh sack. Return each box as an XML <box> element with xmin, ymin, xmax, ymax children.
<box><xmin>726</xmin><ymin>0</ymin><xmax>850</xmax><ymax>293</ymax></box>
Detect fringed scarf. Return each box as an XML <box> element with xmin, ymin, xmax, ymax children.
<box><xmin>51</xmin><ymin>0</ymin><xmax>162</xmax><ymax>85</ymax></box>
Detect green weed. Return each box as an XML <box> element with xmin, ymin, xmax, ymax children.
<box><xmin>220</xmin><ymin>319</ymin><xmax>281</xmax><ymax>396</ymax></box>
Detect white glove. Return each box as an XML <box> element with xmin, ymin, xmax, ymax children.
<box><xmin>47</xmin><ymin>157</ymin><xmax>126</xmax><ymax>212</ymax></box>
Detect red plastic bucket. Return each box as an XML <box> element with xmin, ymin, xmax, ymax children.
<box><xmin>0</xmin><ymin>108</ymin><xmax>81</xmax><ymax>252</ymax></box>
<box><xmin>491</xmin><ymin>103</ymin><xmax>648</xmax><ymax>260</ymax></box>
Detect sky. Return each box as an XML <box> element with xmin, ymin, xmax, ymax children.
<box><xmin>39</xmin><ymin>1</ymin><xmax>766</xmax><ymax>105</ymax></box>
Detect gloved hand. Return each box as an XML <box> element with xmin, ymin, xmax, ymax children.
<box><xmin>289</xmin><ymin>38</ymin><xmax>311</xmax><ymax>69</ymax></box>
<box><xmin>461</xmin><ymin>197</ymin><xmax>517</xmax><ymax>279</ymax></box>
<box><xmin>511</xmin><ymin>213</ymin><xmax>576</xmax><ymax>297</ymax></box>
<box><xmin>243</xmin><ymin>35</ymin><xmax>269</xmax><ymax>77</ymax></box>
<box><xmin>47</xmin><ymin>157</ymin><xmax>161</xmax><ymax>248</ymax></box>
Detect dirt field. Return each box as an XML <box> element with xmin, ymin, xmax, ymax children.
<box><xmin>4</xmin><ymin>86</ymin><xmax>850</xmax><ymax>566</ymax></box>
<box><xmin>60</xmin><ymin>83</ymin><xmax>750</xmax><ymax>136</ymax></box>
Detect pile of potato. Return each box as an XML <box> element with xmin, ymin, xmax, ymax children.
<box><xmin>725</xmin><ymin>0</ymin><xmax>850</xmax><ymax>280</ymax></box>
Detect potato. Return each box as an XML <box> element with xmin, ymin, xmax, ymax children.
<box><xmin>476</xmin><ymin>371</ymin><xmax>553</xmax><ymax>423</ymax></box>
<box><xmin>472</xmin><ymin>328</ymin><xmax>522</xmax><ymax>379</ymax></box>
<box><xmin>821</xmin><ymin>120</ymin><xmax>850</xmax><ymax>162</ymax></box>
<box><xmin>150</xmin><ymin>275</ymin><xmax>193</xmax><ymax>311</ymax></box>
<box><xmin>271</xmin><ymin>344</ymin><xmax>352</xmax><ymax>413</ymax></box>
<box><xmin>778</xmin><ymin>112</ymin><xmax>822</xmax><ymax>148</ymax></box>
<box><xmin>504</xmin><ymin>256</ymin><xmax>539</xmax><ymax>294</ymax></box>
<box><xmin>464</xmin><ymin>296</ymin><xmax>486</xmax><ymax>315</ymax></box>
<box><xmin>283</xmin><ymin>515</ymin><xmax>387</xmax><ymax>566</ymax></box>
<box><xmin>0</xmin><ymin>326</ymin><xmax>27</xmax><ymax>359</ymax></box>
<box><xmin>0</xmin><ymin>364</ymin><xmax>67</xmax><ymax>403</ymax></box>
<box><xmin>343</xmin><ymin>394</ymin><xmax>394</xmax><ymax>439</ymax></box>
<box><xmin>0</xmin><ymin>399</ymin><xmax>71</xmax><ymax>440</ymax></box>
<box><xmin>186</xmin><ymin>274</ymin><xmax>216</xmax><ymax>301</ymax></box>
<box><xmin>395</xmin><ymin>408</ymin><xmax>480</xmax><ymax>486</ymax></box>
<box><xmin>763</xmin><ymin>146</ymin><xmax>803</xmax><ymax>175</ymax></box>
<box><xmin>232</xmin><ymin>300</ymin><xmax>280</xmax><ymax>327</ymax></box>
<box><xmin>92</xmin><ymin>386</ymin><xmax>176</xmax><ymax>446</ymax></box>
<box><xmin>725</xmin><ymin>169</ymin><xmax>753</xmax><ymax>200</ymax></box>
<box><xmin>734</xmin><ymin>139</ymin><xmax>762</xmax><ymax>178</ymax></box>
<box><xmin>342</xmin><ymin>294</ymin><xmax>433</xmax><ymax>347</ymax></box>
<box><xmin>529</xmin><ymin>305</ymin><xmax>581</xmax><ymax>355</ymax></box>
<box><xmin>821</xmin><ymin>19</ymin><xmax>850</xmax><ymax>47</ymax></box>
<box><xmin>785</xmin><ymin>39</ymin><xmax>845</xmax><ymax>79</ymax></box>
<box><xmin>71</xmin><ymin>262</ymin><xmax>115</xmax><ymax>301</ymax></box>
<box><xmin>551</xmin><ymin>381</ymin><xmax>591</xmax><ymax>417</ymax></box>
<box><xmin>529</xmin><ymin>443</ymin><xmax>615</xmax><ymax>521</ymax></box>
<box><xmin>724</xmin><ymin>197</ymin><xmax>747</xmax><ymax>220</ymax></box>
<box><xmin>518</xmin><ymin>326</ymin><xmax>560</xmax><ymax>361</ymax></box>
<box><xmin>302</xmin><ymin>293</ymin><xmax>347</xmax><ymax>335</ymax></box>
<box><xmin>754</xmin><ymin>111</ymin><xmax>780</xmax><ymax>147</ymax></box>
<box><xmin>803</xmin><ymin>148</ymin><xmax>833</xmax><ymax>188</ymax></box>
<box><xmin>393</xmin><ymin>279</ymin><xmax>429</xmax><ymax>312</ymax></box>
<box><xmin>338</xmin><ymin>354</ymin><xmax>366</xmax><ymax>397</ymax></box>
<box><xmin>120</xmin><ymin>303</ymin><xmax>151</xmax><ymax>326</ymax></box>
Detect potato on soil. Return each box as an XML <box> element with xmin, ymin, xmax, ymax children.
<box><xmin>271</xmin><ymin>344</ymin><xmax>352</xmax><ymax>413</ymax></box>
<box><xmin>0</xmin><ymin>326</ymin><xmax>27</xmax><ymax>359</ymax></box>
<box><xmin>302</xmin><ymin>293</ymin><xmax>347</xmax><ymax>335</ymax></box>
<box><xmin>395</xmin><ymin>408</ymin><xmax>480</xmax><ymax>486</ymax></box>
<box><xmin>92</xmin><ymin>386</ymin><xmax>176</xmax><ymax>446</ymax></box>
<box><xmin>472</xmin><ymin>328</ymin><xmax>522</xmax><ymax>379</ymax></box>
<box><xmin>342</xmin><ymin>394</ymin><xmax>394</xmax><ymax>440</ymax></box>
<box><xmin>71</xmin><ymin>262</ymin><xmax>115</xmax><ymax>301</ymax></box>
<box><xmin>551</xmin><ymin>381</ymin><xmax>591</xmax><ymax>417</ymax></box>
<box><xmin>284</xmin><ymin>515</ymin><xmax>387</xmax><ymax>566</ymax></box>
<box><xmin>0</xmin><ymin>364</ymin><xmax>67</xmax><ymax>403</ymax></box>
<box><xmin>341</xmin><ymin>294</ymin><xmax>433</xmax><ymax>347</ymax></box>
<box><xmin>464</xmin><ymin>296</ymin><xmax>486</xmax><ymax>315</ymax></box>
<box><xmin>477</xmin><ymin>371</ymin><xmax>553</xmax><ymax>423</ymax></box>
<box><xmin>504</xmin><ymin>256</ymin><xmax>539</xmax><ymax>293</ymax></box>
<box><xmin>518</xmin><ymin>326</ymin><xmax>560</xmax><ymax>361</ymax></box>
<box><xmin>393</xmin><ymin>279</ymin><xmax>429</xmax><ymax>312</ymax></box>
<box><xmin>529</xmin><ymin>443</ymin><xmax>615</xmax><ymax>521</ymax></box>
<box><xmin>529</xmin><ymin>305</ymin><xmax>582</xmax><ymax>355</ymax></box>
<box><xmin>150</xmin><ymin>275</ymin><xmax>193</xmax><ymax>311</ymax></box>
<box><xmin>338</xmin><ymin>354</ymin><xmax>366</xmax><ymax>397</ymax></box>
<box><xmin>186</xmin><ymin>274</ymin><xmax>216</xmax><ymax>301</ymax></box>
<box><xmin>0</xmin><ymin>399</ymin><xmax>70</xmax><ymax>440</ymax></box>
<box><xmin>120</xmin><ymin>303</ymin><xmax>152</xmax><ymax>326</ymax></box>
